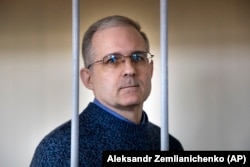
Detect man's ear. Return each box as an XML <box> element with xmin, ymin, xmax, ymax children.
<box><xmin>80</xmin><ymin>68</ymin><xmax>94</xmax><ymax>90</ymax></box>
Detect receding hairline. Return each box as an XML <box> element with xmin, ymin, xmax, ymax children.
<box><xmin>82</xmin><ymin>15</ymin><xmax>150</xmax><ymax>68</ymax></box>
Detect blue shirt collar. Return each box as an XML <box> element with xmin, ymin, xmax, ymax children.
<box><xmin>93</xmin><ymin>98</ymin><xmax>146</xmax><ymax>124</ymax></box>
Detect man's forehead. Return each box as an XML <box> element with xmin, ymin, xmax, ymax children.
<box><xmin>91</xmin><ymin>26</ymin><xmax>146</xmax><ymax>56</ymax></box>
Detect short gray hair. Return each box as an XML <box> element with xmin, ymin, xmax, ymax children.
<box><xmin>81</xmin><ymin>15</ymin><xmax>150</xmax><ymax>68</ymax></box>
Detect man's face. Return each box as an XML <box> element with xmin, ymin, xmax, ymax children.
<box><xmin>84</xmin><ymin>26</ymin><xmax>153</xmax><ymax>111</ymax></box>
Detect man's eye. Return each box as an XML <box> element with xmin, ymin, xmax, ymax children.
<box><xmin>131</xmin><ymin>53</ymin><xmax>145</xmax><ymax>62</ymax></box>
<box><xmin>105</xmin><ymin>55</ymin><xmax>118</xmax><ymax>64</ymax></box>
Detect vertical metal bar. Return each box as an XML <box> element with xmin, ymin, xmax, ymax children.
<box><xmin>160</xmin><ymin>0</ymin><xmax>169</xmax><ymax>151</ymax></box>
<box><xmin>71</xmin><ymin>0</ymin><xmax>80</xmax><ymax>166</ymax></box>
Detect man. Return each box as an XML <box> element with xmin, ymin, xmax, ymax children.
<box><xmin>31</xmin><ymin>15</ymin><xmax>183</xmax><ymax>167</ymax></box>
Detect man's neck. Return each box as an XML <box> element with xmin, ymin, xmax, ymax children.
<box><xmin>93</xmin><ymin>98</ymin><xmax>144</xmax><ymax>124</ymax></box>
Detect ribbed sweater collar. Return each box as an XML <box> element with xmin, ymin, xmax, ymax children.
<box><xmin>80</xmin><ymin>103</ymin><xmax>152</xmax><ymax>134</ymax></box>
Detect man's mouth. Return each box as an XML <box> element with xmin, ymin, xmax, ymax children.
<box><xmin>121</xmin><ymin>85</ymin><xmax>139</xmax><ymax>89</ymax></box>
<box><xmin>120</xmin><ymin>84</ymin><xmax>139</xmax><ymax>90</ymax></box>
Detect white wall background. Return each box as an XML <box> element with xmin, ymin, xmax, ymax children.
<box><xmin>0</xmin><ymin>0</ymin><xmax>249</xmax><ymax>166</ymax></box>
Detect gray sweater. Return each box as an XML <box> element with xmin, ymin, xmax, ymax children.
<box><xmin>30</xmin><ymin>103</ymin><xmax>183</xmax><ymax>166</ymax></box>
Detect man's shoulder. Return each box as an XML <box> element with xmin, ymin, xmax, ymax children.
<box><xmin>147</xmin><ymin>121</ymin><xmax>161</xmax><ymax>131</ymax></box>
<box><xmin>32</xmin><ymin>103</ymin><xmax>96</xmax><ymax>154</ymax></box>
<box><xmin>169</xmin><ymin>134</ymin><xmax>184</xmax><ymax>151</ymax></box>
<box><xmin>36</xmin><ymin>120</ymin><xmax>71</xmax><ymax>149</ymax></box>
<box><xmin>30</xmin><ymin>121</ymin><xmax>71</xmax><ymax>166</ymax></box>
<box><xmin>45</xmin><ymin>120</ymin><xmax>72</xmax><ymax>141</ymax></box>
<box><xmin>147</xmin><ymin>122</ymin><xmax>183</xmax><ymax>150</ymax></box>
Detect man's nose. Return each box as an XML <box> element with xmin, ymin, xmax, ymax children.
<box><xmin>122</xmin><ymin>57</ymin><xmax>136</xmax><ymax>77</ymax></box>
